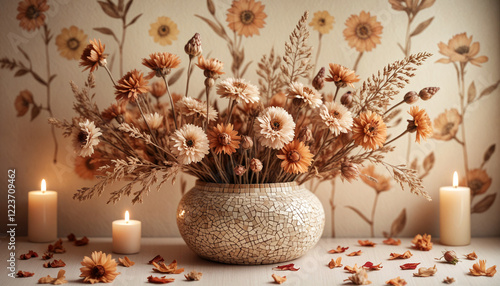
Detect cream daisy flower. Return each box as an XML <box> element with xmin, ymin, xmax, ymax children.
<box><xmin>79</xmin><ymin>251</ymin><xmax>120</xmax><ymax>284</ymax></box>
<box><xmin>288</xmin><ymin>81</ymin><xmax>322</xmax><ymax>108</ymax></box>
<box><xmin>216</xmin><ymin>78</ymin><xmax>260</xmax><ymax>104</ymax></box>
<box><xmin>254</xmin><ymin>106</ymin><xmax>295</xmax><ymax>149</ymax></box>
<box><xmin>170</xmin><ymin>124</ymin><xmax>209</xmax><ymax>165</ymax></box>
<box><xmin>74</xmin><ymin>120</ymin><xmax>102</xmax><ymax>157</ymax></box>
<box><xmin>176</xmin><ymin>97</ymin><xmax>218</xmax><ymax>122</ymax></box>
<box><xmin>319</xmin><ymin>102</ymin><xmax>353</xmax><ymax>136</ymax></box>
<box><xmin>144</xmin><ymin>112</ymin><xmax>164</xmax><ymax>129</ymax></box>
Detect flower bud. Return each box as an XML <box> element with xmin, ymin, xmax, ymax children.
<box><xmin>184</xmin><ymin>33</ymin><xmax>202</xmax><ymax>57</ymax></box>
<box><xmin>444</xmin><ymin>250</ymin><xmax>459</xmax><ymax>264</ymax></box>
<box><xmin>234</xmin><ymin>165</ymin><xmax>246</xmax><ymax>176</ymax></box>
<box><xmin>250</xmin><ymin>158</ymin><xmax>263</xmax><ymax>173</ymax></box>
<box><xmin>298</xmin><ymin>126</ymin><xmax>312</xmax><ymax>143</ymax></box>
<box><xmin>340</xmin><ymin>91</ymin><xmax>353</xmax><ymax>108</ymax></box>
<box><xmin>241</xmin><ymin>136</ymin><xmax>253</xmax><ymax>149</ymax></box>
<box><xmin>419</xmin><ymin>87</ymin><xmax>440</xmax><ymax>100</ymax></box>
<box><xmin>312</xmin><ymin>67</ymin><xmax>325</xmax><ymax>91</ymax></box>
<box><xmin>341</xmin><ymin>160</ymin><xmax>359</xmax><ymax>183</ymax></box>
<box><xmin>204</xmin><ymin>77</ymin><xmax>215</xmax><ymax>88</ymax></box>
<box><xmin>404</xmin><ymin>91</ymin><xmax>419</xmax><ymax>104</ymax></box>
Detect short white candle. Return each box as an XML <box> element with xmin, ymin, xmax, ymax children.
<box><xmin>112</xmin><ymin>211</ymin><xmax>141</xmax><ymax>254</ymax></box>
<box><xmin>28</xmin><ymin>179</ymin><xmax>58</xmax><ymax>242</ymax></box>
<box><xmin>439</xmin><ymin>171</ymin><xmax>471</xmax><ymax>246</ymax></box>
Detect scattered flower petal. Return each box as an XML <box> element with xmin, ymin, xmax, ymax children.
<box><xmin>328</xmin><ymin>246</ymin><xmax>349</xmax><ymax>253</ymax></box>
<box><xmin>344</xmin><ymin>264</ymin><xmax>360</xmax><ymax>274</ymax></box>
<box><xmin>272</xmin><ymin>263</ymin><xmax>300</xmax><ymax>271</ymax></box>
<box><xmin>328</xmin><ymin>257</ymin><xmax>343</xmax><ymax>269</ymax></box>
<box><xmin>149</xmin><ymin>255</ymin><xmax>165</xmax><ymax>264</ymax></box>
<box><xmin>147</xmin><ymin>275</ymin><xmax>175</xmax><ymax>284</ymax></box>
<box><xmin>347</xmin><ymin>250</ymin><xmax>362</xmax><ymax>256</ymax></box>
<box><xmin>152</xmin><ymin>260</ymin><xmax>184</xmax><ymax>274</ymax></box>
<box><xmin>469</xmin><ymin>260</ymin><xmax>496</xmax><ymax>277</ymax></box>
<box><xmin>38</xmin><ymin>270</ymin><xmax>67</xmax><ymax>284</ymax></box>
<box><xmin>358</xmin><ymin>240</ymin><xmax>376</xmax><ymax>247</ymax></box>
<box><xmin>17</xmin><ymin>270</ymin><xmax>34</xmax><ymax>277</ymax></box>
<box><xmin>75</xmin><ymin>236</ymin><xmax>89</xmax><ymax>246</ymax></box>
<box><xmin>67</xmin><ymin>233</ymin><xmax>76</xmax><ymax>241</ymax></box>
<box><xmin>465</xmin><ymin>251</ymin><xmax>478</xmax><ymax>260</ymax></box>
<box><xmin>344</xmin><ymin>268</ymin><xmax>371</xmax><ymax>285</ymax></box>
<box><xmin>389</xmin><ymin>251</ymin><xmax>413</xmax><ymax>260</ymax></box>
<box><xmin>383</xmin><ymin>238</ymin><xmax>401</xmax><ymax>246</ymax></box>
<box><xmin>44</xmin><ymin>259</ymin><xmax>66</xmax><ymax>268</ymax></box>
<box><xmin>118</xmin><ymin>256</ymin><xmax>135</xmax><ymax>267</ymax></box>
<box><xmin>386</xmin><ymin>276</ymin><xmax>407</xmax><ymax>286</ymax></box>
<box><xmin>185</xmin><ymin>270</ymin><xmax>203</xmax><ymax>281</ymax></box>
<box><xmin>412</xmin><ymin>233</ymin><xmax>433</xmax><ymax>251</ymax></box>
<box><xmin>272</xmin><ymin>273</ymin><xmax>287</xmax><ymax>284</ymax></box>
<box><xmin>42</xmin><ymin>252</ymin><xmax>54</xmax><ymax>260</ymax></box>
<box><xmin>413</xmin><ymin>265</ymin><xmax>437</xmax><ymax>277</ymax></box>
<box><xmin>20</xmin><ymin>250</ymin><xmax>38</xmax><ymax>260</ymax></box>
<box><xmin>400</xmin><ymin>263</ymin><xmax>420</xmax><ymax>270</ymax></box>
<box><xmin>443</xmin><ymin>276</ymin><xmax>455</xmax><ymax>284</ymax></box>
<box><xmin>47</xmin><ymin>239</ymin><xmax>66</xmax><ymax>253</ymax></box>
<box><xmin>362</xmin><ymin>262</ymin><xmax>383</xmax><ymax>270</ymax></box>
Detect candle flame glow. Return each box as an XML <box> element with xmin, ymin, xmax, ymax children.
<box><xmin>125</xmin><ymin>210</ymin><xmax>130</xmax><ymax>223</ymax></box>
<box><xmin>453</xmin><ymin>171</ymin><xmax>458</xmax><ymax>188</ymax></box>
<box><xmin>41</xmin><ymin>179</ymin><xmax>46</xmax><ymax>193</ymax></box>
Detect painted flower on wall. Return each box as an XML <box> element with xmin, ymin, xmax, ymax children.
<box><xmin>343</xmin><ymin>11</ymin><xmax>383</xmax><ymax>52</ymax></box>
<box><xmin>16</xmin><ymin>0</ymin><xmax>49</xmax><ymax>31</ymax></box>
<box><xmin>226</xmin><ymin>0</ymin><xmax>267</xmax><ymax>37</ymax></box>
<box><xmin>432</xmin><ymin>108</ymin><xmax>462</xmax><ymax>141</ymax></box>
<box><xmin>361</xmin><ymin>165</ymin><xmax>391</xmax><ymax>193</ymax></box>
<box><xmin>461</xmin><ymin>169</ymin><xmax>492</xmax><ymax>196</ymax></box>
<box><xmin>149</xmin><ymin>16</ymin><xmax>179</xmax><ymax>46</ymax></box>
<box><xmin>55</xmin><ymin>26</ymin><xmax>88</xmax><ymax>60</ymax></box>
<box><xmin>436</xmin><ymin>33</ymin><xmax>488</xmax><ymax>66</ymax></box>
<box><xmin>14</xmin><ymin>90</ymin><xmax>34</xmax><ymax>117</ymax></box>
<box><xmin>309</xmin><ymin>11</ymin><xmax>335</xmax><ymax>35</ymax></box>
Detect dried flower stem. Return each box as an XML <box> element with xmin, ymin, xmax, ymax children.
<box><xmin>103</xmin><ymin>64</ymin><xmax>117</xmax><ymax>86</ymax></box>
<box><xmin>385</xmin><ymin>130</ymin><xmax>409</xmax><ymax>146</ymax></box>
<box><xmin>333</xmin><ymin>86</ymin><xmax>340</xmax><ymax>102</ymax></box>
<box><xmin>161</xmin><ymin>75</ymin><xmax>179</xmax><ymax>130</ymax></box>
<box><xmin>456</xmin><ymin>62</ymin><xmax>470</xmax><ymax>185</ymax></box>
<box><xmin>261</xmin><ymin>148</ymin><xmax>272</xmax><ymax>183</ymax></box>
<box><xmin>384</xmin><ymin>100</ymin><xmax>404</xmax><ymax>115</ymax></box>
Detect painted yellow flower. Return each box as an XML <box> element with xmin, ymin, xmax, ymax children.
<box><xmin>55</xmin><ymin>26</ymin><xmax>88</xmax><ymax>60</ymax></box>
<box><xmin>226</xmin><ymin>0</ymin><xmax>267</xmax><ymax>37</ymax></box>
<box><xmin>309</xmin><ymin>11</ymin><xmax>335</xmax><ymax>35</ymax></box>
<box><xmin>149</xmin><ymin>16</ymin><xmax>179</xmax><ymax>46</ymax></box>
<box><xmin>343</xmin><ymin>11</ymin><xmax>383</xmax><ymax>52</ymax></box>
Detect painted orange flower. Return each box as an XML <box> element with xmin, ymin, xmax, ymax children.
<box><xmin>325</xmin><ymin>63</ymin><xmax>360</xmax><ymax>88</ymax></box>
<box><xmin>407</xmin><ymin>106</ymin><xmax>432</xmax><ymax>143</ymax></box>
<box><xmin>361</xmin><ymin>165</ymin><xmax>391</xmax><ymax>193</ymax></box>
<box><xmin>16</xmin><ymin>0</ymin><xmax>49</xmax><ymax>31</ymax></box>
<box><xmin>432</xmin><ymin>108</ymin><xmax>461</xmax><ymax>141</ymax></box>
<box><xmin>461</xmin><ymin>169</ymin><xmax>492</xmax><ymax>196</ymax></box>
<box><xmin>149</xmin><ymin>16</ymin><xmax>179</xmax><ymax>46</ymax></box>
<box><xmin>344</xmin><ymin>11</ymin><xmax>382</xmax><ymax>52</ymax></box>
<box><xmin>56</xmin><ymin>26</ymin><xmax>88</xmax><ymax>60</ymax></box>
<box><xmin>208</xmin><ymin>123</ymin><xmax>241</xmax><ymax>155</ymax></box>
<box><xmin>309</xmin><ymin>11</ymin><xmax>335</xmax><ymax>35</ymax></box>
<box><xmin>436</xmin><ymin>33</ymin><xmax>488</xmax><ymax>66</ymax></box>
<box><xmin>277</xmin><ymin>140</ymin><xmax>313</xmax><ymax>174</ymax></box>
<box><xmin>115</xmin><ymin>70</ymin><xmax>149</xmax><ymax>102</ymax></box>
<box><xmin>14</xmin><ymin>90</ymin><xmax>34</xmax><ymax>117</ymax></box>
<box><xmin>226</xmin><ymin>0</ymin><xmax>267</xmax><ymax>37</ymax></box>
<box><xmin>352</xmin><ymin>111</ymin><xmax>387</xmax><ymax>150</ymax></box>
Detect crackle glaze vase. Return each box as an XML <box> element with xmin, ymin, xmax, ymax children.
<box><xmin>176</xmin><ymin>181</ymin><xmax>325</xmax><ymax>265</ymax></box>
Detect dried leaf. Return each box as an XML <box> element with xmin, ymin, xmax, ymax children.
<box><xmin>44</xmin><ymin>259</ymin><xmax>66</xmax><ymax>268</ymax></box>
<box><xmin>17</xmin><ymin>270</ymin><xmax>34</xmax><ymax>277</ymax></box>
<box><xmin>14</xmin><ymin>69</ymin><xmax>28</xmax><ymax>77</ymax></box>
<box><xmin>31</xmin><ymin>104</ymin><xmax>41</xmax><ymax>121</ymax></box>
<box><xmin>67</xmin><ymin>233</ymin><xmax>76</xmax><ymax>241</ymax></box>
<box><xmin>152</xmin><ymin>260</ymin><xmax>184</xmax><ymax>274</ymax></box>
<box><xmin>206</xmin><ymin>0</ymin><xmax>215</xmax><ymax>15</ymax></box>
<box><xmin>147</xmin><ymin>275</ymin><xmax>175</xmax><ymax>284</ymax></box>
<box><xmin>124</xmin><ymin>0</ymin><xmax>133</xmax><ymax>15</ymax></box>
<box><xmin>271</xmin><ymin>273</ymin><xmax>287</xmax><ymax>284</ymax></box>
<box><xmin>382</xmin><ymin>238</ymin><xmax>401</xmax><ymax>246</ymax></box>
<box><xmin>328</xmin><ymin>257</ymin><xmax>343</xmax><ymax>269</ymax></box>
<box><xmin>479</xmin><ymin>79</ymin><xmax>500</xmax><ymax>98</ymax></box>
<box><xmin>149</xmin><ymin>255</ymin><xmax>164</xmax><ymax>264</ymax></box>
<box><xmin>362</xmin><ymin>262</ymin><xmax>383</xmax><ymax>270</ymax></box>
<box><xmin>195</xmin><ymin>15</ymin><xmax>226</xmax><ymax>38</ymax></box>
<box><xmin>469</xmin><ymin>260</ymin><xmax>497</xmax><ymax>277</ymax></box>
<box><xmin>97</xmin><ymin>1</ymin><xmax>120</xmax><ymax>18</ymax></box>
<box><xmin>389</xmin><ymin>251</ymin><xmax>413</xmax><ymax>260</ymax></box>
<box><xmin>410</xmin><ymin>17</ymin><xmax>434</xmax><ymax>37</ymax></box>
<box><xmin>272</xmin><ymin>263</ymin><xmax>300</xmax><ymax>271</ymax></box>
<box><xmin>184</xmin><ymin>270</ymin><xmax>202</xmax><ymax>281</ymax></box>
<box><xmin>412</xmin><ymin>233</ymin><xmax>433</xmax><ymax>251</ymax></box>
<box><xmin>423</xmin><ymin>152</ymin><xmax>435</xmax><ymax>172</ymax></box>
<box><xmin>389</xmin><ymin>209</ymin><xmax>406</xmax><ymax>237</ymax></box>
<box><xmin>20</xmin><ymin>250</ymin><xmax>38</xmax><ymax>260</ymax></box>
<box><xmin>328</xmin><ymin>246</ymin><xmax>349</xmax><ymax>253</ymax></box>
<box><xmin>386</xmin><ymin>276</ymin><xmax>407</xmax><ymax>286</ymax></box>
<box><xmin>126</xmin><ymin>13</ymin><xmax>142</xmax><ymax>27</ymax></box>
<box><xmin>344</xmin><ymin>264</ymin><xmax>360</xmax><ymax>274</ymax></box>
<box><xmin>467</xmin><ymin>81</ymin><xmax>476</xmax><ymax>104</ymax></box>
<box><xmin>400</xmin><ymin>263</ymin><xmax>420</xmax><ymax>270</ymax></box>
<box><xmin>119</xmin><ymin>256</ymin><xmax>135</xmax><ymax>267</ymax></box>
<box><xmin>472</xmin><ymin>194</ymin><xmax>496</xmax><ymax>214</ymax></box>
<box><xmin>443</xmin><ymin>276</ymin><xmax>455</xmax><ymax>284</ymax></box>
<box><xmin>358</xmin><ymin>240</ymin><xmax>376</xmax><ymax>247</ymax></box>
<box><xmin>346</xmin><ymin>250</ymin><xmax>362</xmax><ymax>257</ymax></box>
<box><xmin>482</xmin><ymin>144</ymin><xmax>495</xmax><ymax>167</ymax></box>
<box><xmin>74</xmin><ymin>236</ymin><xmax>89</xmax><ymax>246</ymax></box>
<box><xmin>413</xmin><ymin>265</ymin><xmax>437</xmax><ymax>277</ymax></box>
<box><xmin>465</xmin><ymin>251</ymin><xmax>478</xmax><ymax>260</ymax></box>
<box><xmin>345</xmin><ymin>206</ymin><xmax>371</xmax><ymax>225</ymax></box>
<box><xmin>167</xmin><ymin>68</ymin><xmax>184</xmax><ymax>86</ymax></box>
<box><xmin>94</xmin><ymin>27</ymin><xmax>118</xmax><ymax>42</ymax></box>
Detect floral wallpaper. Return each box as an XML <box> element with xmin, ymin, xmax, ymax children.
<box><xmin>1</xmin><ymin>0</ymin><xmax>499</xmax><ymax>238</ymax></box>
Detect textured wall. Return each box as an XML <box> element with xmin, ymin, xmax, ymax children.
<box><xmin>1</xmin><ymin>0</ymin><xmax>499</xmax><ymax>238</ymax></box>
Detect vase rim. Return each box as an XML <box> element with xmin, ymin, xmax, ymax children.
<box><xmin>195</xmin><ymin>180</ymin><xmax>298</xmax><ymax>189</ymax></box>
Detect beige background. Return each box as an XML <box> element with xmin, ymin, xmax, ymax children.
<box><xmin>1</xmin><ymin>0</ymin><xmax>499</xmax><ymax>238</ymax></box>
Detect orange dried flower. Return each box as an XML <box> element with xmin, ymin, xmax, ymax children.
<box><xmin>118</xmin><ymin>256</ymin><xmax>135</xmax><ymax>267</ymax></box>
<box><xmin>347</xmin><ymin>250</ymin><xmax>362</xmax><ymax>256</ymax></box>
<box><xmin>386</xmin><ymin>276</ymin><xmax>407</xmax><ymax>286</ymax></box>
<box><xmin>152</xmin><ymin>260</ymin><xmax>184</xmax><ymax>274</ymax></box>
<box><xmin>80</xmin><ymin>39</ymin><xmax>107</xmax><ymax>73</ymax></box>
<box><xmin>17</xmin><ymin>0</ymin><xmax>49</xmax><ymax>31</ymax></box>
<box><xmin>272</xmin><ymin>263</ymin><xmax>300</xmax><ymax>271</ymax></box>
<box><xmin>325</xmin><ymin>63</ymin><xmax>360</xmax><ymax>88</ymax></box>
<box><xmin>277</xmin><ymin>140</ymin><xmax>313</xmax><ymax>174</ymax></box>
<box><xmin>328</xmin><ymin>245</ymin><xmax>349</xmax><ymax>254</ymax></box>
<box><xmin>383</xmin><ymin>238</ymin><xmax>401</xmax><ymax>246</ymax></box>
<box><xmin>147</xmin><ymin>275</ymin><xmax>175</xmax><ymax>283</ymax></box>
<box><xmin>271</xmin><ymin>273</ymin><xmax>287</xmax><ymax>284</ymax></box>
<box><xmin>469</xmin><ymin>260</ymin><xmax>497</xmax><ymax>277</ymax></box>
<box><xmin>344</xmin><ymin>264</ymin><xmax>360</xmax><ymax>274</ymax></box>
<box><xmin>407</xmin><ymin>106</ymin><xmax>433</xmax><ymax>143</ymax></box>
<box><xmin>79</xmin><ymin>251</ymin><xmax>120</xmax><ymax>284</ymax></box>
<box><xmin>465</xmin><ymin>251</ymin><xmax>478</xmax><ymax>260</ymax></box>
<box><xmin>142</xmin><ymin>52</ymin><xmax>181</xmax><ymax>79</ymax></box>
<box><xmin>358</xmin><ymin>240</ymin><xmax>376</xmax><ymax>247</ymax></box>
<box><xmin>328</xmin><ymin>257</ymin><xmax>343</xmax><ymax>269</ymax></box>
<box><xmin>226</xmin><ymin>0</ymin><xmax>267</xmax><ymax>38</ymax></box>
<box><xmin>352</xmin><ymin>111</ymin><xmax>387</xmax><ymax>150</ymax></box>
<box><xmin>196</xmin><ymin>55</ymin><xmax>224</xmax><ymax>78</ymax></box>
<box><xmin>115</xmin><ymin>70</ymin><xmax>149</xmax><ymax>102</ymax></box>
<box><xmin>389</xmin><ymin>251</ymin><xmax>413</xmax><ymax>260</ymax></box>
<box><xmin>208</xmin><ymin>123</ymin><xmax>241</xmax><ymax>155</ymax></box>
<box><xmin>412</xmin><ymin>233</ymin><xmax>433</xmax><ymax>251</ymax></box>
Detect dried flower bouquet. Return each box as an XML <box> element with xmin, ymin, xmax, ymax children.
<box><xmin>50</xmin><ymin>12</ymin><xmax>436</xmax><ymax>204</ymax></box>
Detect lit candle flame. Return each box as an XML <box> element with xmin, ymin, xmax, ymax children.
<box><xmin>453</xmin><ymin>171</ymin><xmax>458</xmax><ymax>188</ymax></box>
<box><xmin>125</xmin><ymin>210</ymin><xmax>130</xmax><ymax>223</ymax></box>
<box><xmin>41</xmin><ymin>179</ymin><xmax>46</xmax><ymax>193</ymax></box>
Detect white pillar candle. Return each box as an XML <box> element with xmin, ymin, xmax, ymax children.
<box><xmin>28</xmin><ymin>179</ymin><xmax>58</xmax><ymax>242</ymax></box>
<box><xmin>439</xmin><ymin>171</ymin><xmax>471</xmax><ymax>246</ymax></box>
<box><xmin>112</xmin><ymin>211</ymin><xmax>141</xmax><ymax>254</ymax></box>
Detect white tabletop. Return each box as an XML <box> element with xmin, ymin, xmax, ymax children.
<box><xmin>2</xmin><ymin>237</ymin><xmax>499</xmax><ymax>285</ymax></box>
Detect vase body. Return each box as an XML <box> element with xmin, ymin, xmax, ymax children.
<box><xmin>177</xmin><ymin>181</ymin><xmax>325</xmax><ymax>265</ymax></box>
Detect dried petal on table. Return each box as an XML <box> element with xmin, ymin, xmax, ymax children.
<box><xmin>42</xmin><ymin>252</ymin><xmax>54</xmax><ymax>260</ymax></box>
<box><xmin>147</xmin><ymin>275</ymin><xmax>175</xmax><ymax>284</ymax></box>
<box><xmin>362</xmin><ymin>262</ymin><xmax>383</xmax><ymax>270</ymax></box>
<box><xmin>443</xmin><ymin>276</ymin><xmax>455</xmax><ymax>284</ymax></box>
<box><xmin>44</xmin><ymin>259</ymin><xmax>66</xmax><ymax>268</ymax></box>
<box><xmin>67</xmin><ymin>233</ymin><xmax>76</xmax><ymax>241</ymax></box>
<box><xmin>17</xmin><ymin>270</ymin><xmax>35</xmax><ymax>277</ymax></box>
<box><xmin>465</xmin><ymin>251</ymin><xmax>478</xmax><ymax>260</ymax></box>
<box><xmin>272</xmin><ymin>263</ymin><xmax>300</xmax><ymax>271</ymax></box>
<box><xmin>272</xmin><ymin>274</ymin><xmax>287</xmax><ymax>284</ymax></box>
<box><xmin>385</xmin><ymin>276</ymin><xmax>407</xmax><ymax>286</ymax></box>
<box><xmin>343</xmin><ymin>268</ymin><xmax>371</xmax><ymax>285</ymax></box>
<box><xmin>328</xmin><ymin>245</ymin><xmax>349</xmax><ymax>253</ymax></box>
<box><xmin>411</xmin><ymin>233</ymin><xmax>433</xmax><ymax>251</ymax></box>
<box><xmin>382</xmin><ymin>238</ymin><xmax>401</xmax><ymax>246</ymax></box>
<box><xmin>20</xmin><ymin>250</ymin><xmax>38</xmax><ymax>260</ymax></box>
<box><xmin>469</xmin><ymin>259</ymin><xmax>497</xmax><ymax>277</ymax></box>
<box><xmin>358</xmin><ymin>240</ymin><xmax>376</xmax><ymax>247</ymax></box>
<box><xmin>344</xmin><ymin>264</ymin><xmax>360</xmax><ymax>274</ymax></box>
<box><xmin>347</xmin><ymin>250</ymin><xmax>362</xmax><ymax>256</ymax></box>
<box><xmin>47</xmin><ymin>239</ymin><xmax>66</xmax><ymax>253</ymax></box>
<box><xmin>413</xmin><ymin>265</ymin><xmax>437</xmax><ymax>277</ymax></box>
<box><xmin>149</xmin><ymin>255</ymin><xmax>165</xmax><ymax>264</ymax></box>
<box><xmin>38</xmin><ymin>270</ymin><xmax>67</xmax><ymax>284</ymax></box>
<box><xmin>389</xmin><ymin>251</ymin><xmax>413</xmax><ymax>260</ymax></box>
<box><xmin>75</xmin><ymin>236</ymin><xmax>89</xmax><ymax>246</ymax></box>
<box><xmin>118</xmin><ymin>256</ymin><xmax>135</xmax><ymax>267</ymax></box>
<box><xmin>152</xmin><ymin>260</ymin><xmax>185</xmax><ymax>274</ymax></box>
<box><xmin>185</xmin><ymin>270</ymin><xmax>203</xmax><ymax>281</ymax></box>
<box><xmin>400</xmin><ymin>263</ymin><xmax>420</xmax><ymax>270</ymax></box>
<box><xmin>328</xmin><ymin>257</ymin><xmax>343</xmax><ymax>269</ymax></box>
